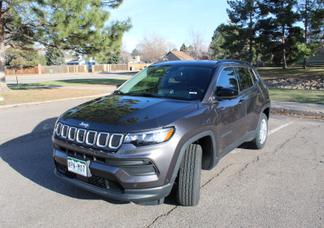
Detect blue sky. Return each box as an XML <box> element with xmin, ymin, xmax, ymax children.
<box><xmin>110</xmin><ymin>0</ymin><xmax>229</xmax><ymax>52</ymax></box>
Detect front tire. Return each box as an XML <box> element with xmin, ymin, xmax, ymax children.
<box><xmin>249</xmin><ymin>113</ymin><xmax>268</xmax><ymax>149</ymax></box>
<box><xmin>177</xmin><ymin>144</ymin><xmax>202</xmax><ymax>206</ymax></box>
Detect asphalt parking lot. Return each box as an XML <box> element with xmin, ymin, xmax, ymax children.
<box><xmin>0</xmin><ymin>98</ymin><xmax>323</xmax><ymax>228</ymax></box>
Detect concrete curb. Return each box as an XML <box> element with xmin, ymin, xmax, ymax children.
<box><xmin>0</xmin><ymin>93</ymin><xmax>109</xmax><ymax>109</ymax></box>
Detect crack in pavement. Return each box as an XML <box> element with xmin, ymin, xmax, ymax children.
<box><xmin>201</xmin><ymin>163</ymin><xmax>234</xmax><ymax>188</ymax></box>
<box><xmin>236</xmin><ymin>156</ymin><xmax>260</xmax><ymax>176</ymax></box>
<box><xmin>145</xmin><ymin>163</ymin><xmax>234</xmax><ymax>228</ymax></box>
<box><xmin>272</xmin><ymin>130</ymin><xmax>305</xmax><ymax>154</ymax></box>
<box><xmin>144</xmin><ymin>128</ymin><xmax>304</xmax><ymax>228</ymax></box>
<box><xmin>146</xmin><ymin>206</ymin><xmax>177</xmax><ymax>228</ymax></box>
<box><xmin>232</xmin><ymin>133</ymin><xmax>298</xmax><ymax>178</ymax></box>
<box><xmin>232</xmin><ymin>125</ymin><xmax>306</xmax><ymax>179</ymax></box>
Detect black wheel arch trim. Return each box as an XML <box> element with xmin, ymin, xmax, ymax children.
<box><xmin>169</xmin><ymin>130</ymin><xmax>218</xmax><ymax>185</ymax></box>
<box><xmin>255</xmin><ymin>103</ymin><xmax>270</xmax><ymax>135</ymax></box>
<box><xmin>261</xmin><ymin>103</ymin><xmax>271</xmax><ymax>119</ymax></box>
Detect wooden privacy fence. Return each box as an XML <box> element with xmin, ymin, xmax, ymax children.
<box><xmin>92</xmin><ymin>63</ymin><xmax>150</xmax><ymax>73</ymax></box>
<box><xmin>5</xmin><ymin>67</ymin><xmax>39</xmax><ymax>75</ymax></box>
<box><xmin>127</xmin><ymin>63</ymin><xmax>150</xmax><ymax>71</ymax></box>
<box><xmin>5</xmin><ymin>63</ymin><xmax>150</xmax><ymax>75</ymax></box>
<box><xmin>42</xmin><ymin>65</ymin><xmax>88</xmax><ymax>74</ymax></box>
<box><xmin>5</xmin><ymin>64</ymin><xmax>87</xmax><ymax>75</ymax></box>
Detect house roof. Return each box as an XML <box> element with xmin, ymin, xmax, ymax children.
<box><xmin>167</xmin><ymin>50</ymin><xmax>194</xmax><ymax>60</ymax></box>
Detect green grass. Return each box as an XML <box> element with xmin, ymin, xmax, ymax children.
<box><xmin>8</xmin><ymin>78</ymin><xmax>127</xmax><ymax>90</ymax></box>
<box><xmin>260</xmin><ymin>67</ymin><xmax>324</xmax><ymax>104</ymax></box>
<box><xmin>269</xmin><ymin>88</ymin><xmax>324</xmax><ymax>104</ymax></box>
<box><xmin>58</xmin><ymin>78</ymin><xmax>126</xmax><ymax>85</ymax></box>
<box><xmin>258</xmin><ymin>67</ymin><xmax>324</xmax><ymax>80</ymax></box>
<box><xmin>0</xmin><ymin>87</ymin><xmax>109</xmax><ymax>106</ymax></box>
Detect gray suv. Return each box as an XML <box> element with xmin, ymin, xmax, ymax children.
<box><xmin>53</xmin><ymin>60</ymin><xmax>270</xmax><ymax>206</ymax></box>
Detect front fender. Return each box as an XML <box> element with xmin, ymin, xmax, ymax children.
<box><xmin>168</xmin><ymin>130</ymin><xmax>218</xmax><ymax>185</ymax></box>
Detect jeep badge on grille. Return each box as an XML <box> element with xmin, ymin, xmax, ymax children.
<box><xmin>79</xmin><ymin>122</ymin><xmax>89</xmax><ymax>128</ymax></box>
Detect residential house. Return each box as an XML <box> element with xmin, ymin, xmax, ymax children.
<box><xmin>162</xmin><ymin>50</ymin><xmax>194</xmax><ymax>61</ymax></box>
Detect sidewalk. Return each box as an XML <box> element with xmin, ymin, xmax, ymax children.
<box><xmin>271</xmin><ymin>101</ymin><xmax>324</xmax><ymax>119</ymax></box>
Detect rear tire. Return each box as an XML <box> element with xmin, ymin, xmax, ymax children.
<box><xmin>177</xmin><ymin>144</ymin><xmax>202</xmax><ymax>206</ymax></box>
<box><xmin>249</xmin><ymin>113</ymin><xmax>268</xmax><ymax>149</ymax></box>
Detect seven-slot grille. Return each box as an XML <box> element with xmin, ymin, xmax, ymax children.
<box><xmin>54</xmin><ymin>122</ymin><xmax>124</xmax><ymax>150</ymax></box>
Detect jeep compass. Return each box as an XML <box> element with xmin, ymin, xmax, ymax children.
<box><xmin>53</xmin><ymin>60</ymin><xmax>270</xmax><ymax>206</ymax></box>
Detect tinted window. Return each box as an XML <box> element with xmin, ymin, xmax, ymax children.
<box><xmin>237</xmin><ymin>67</ymin><xmax>253</xmax><ymax>91</ymax></box>
<box><xmin>216</xmin><ymin>67</ymin><xmax>238</xmax><ymax>96</ymax></box>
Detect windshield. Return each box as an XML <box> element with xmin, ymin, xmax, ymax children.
<box><xmin>116</xmin><ymin>65</ymin><xmax>214</xmax><ymax>101</ymax></box>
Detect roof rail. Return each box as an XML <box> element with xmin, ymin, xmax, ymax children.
<box><xmin>217</xmin><ymin>59</ymin><xmax>251</xmax><ymax>65</ymax></box>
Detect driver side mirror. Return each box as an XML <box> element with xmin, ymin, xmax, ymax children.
<box><xmin>215</xmin><ymin>87</ymin><xmax>238</xmax><ymax>99</ymax></box>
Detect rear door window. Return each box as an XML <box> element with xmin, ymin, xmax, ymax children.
<box><xmin>236</xmin><ymin>67</ymin><xmax>254</xmax><ymax>91</ymax></box>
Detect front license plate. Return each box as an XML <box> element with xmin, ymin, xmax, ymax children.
<box><xmin>67</xmin><ymin>157</ymin><xmax>90</xmax><ymax>177</ymax></box>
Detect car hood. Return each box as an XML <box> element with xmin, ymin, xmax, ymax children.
<box><xmin>60</xmin><ymin>95</ymin><xmax>198</xmax><ymax>132</ymax></box>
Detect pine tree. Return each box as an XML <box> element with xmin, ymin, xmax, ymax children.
<box><xmin>227</xmin><ymin>0</ymin><xmax>260</xmax><ymax>63</ymax></box>
<box><xmin>32</xmin><ymin>0</ymin><xmax>130</xmax><ymax>59</ymax></box>
<box><xmin>5</xmin><ymin>47</ymin><xmax>46</xmax><ymax>69</ymax></box>
<box><xmin>180</xmin><ymin>43</ymin><xmax>188</xmax><ymax>52</ymax></box>
<box><xmin>259</xmin><ymin>0</ymin><xmax>299</xmax><ymax>69</ymax></box>
<box><xmin>298</xmin><ymin>0</ymin><xmax>324</xmax><ymax>43</ymax></box>
<box><xmin>131</xmin><ymin>48</ymin><xmax>140</xmax><ymax>57</ymax></box>
<box><xmin>45</xmin><ymin>47</ymin><xmax>65</xmax><ymax>65</ymax></box>
<box><xmin>210</xmin><ymin>23</ymin><xmax>249</xmax><ymax>60</ymax></box>
<box><xmin>209</xmin><ymin>26</ymin><xmax>228</xmax><ymax>59</ymax></box>
<box><xmin>0</xmin><ymin>0</ymin><xmax>36</xmax><ymax>91</ymax></box>
<box><xmin>0</xmin><ymin>0</ymin><xmax>129</xmax><ymax>91</ymax></box>
<box><xmin>254</xmin><ymin>18</ymin><xmax>276</xmax><ymax>65</ymax></box>
<box><xmin>298</xmin><ymin>0</ymin><xmax>324</xmax><ymax>67</ymax></box>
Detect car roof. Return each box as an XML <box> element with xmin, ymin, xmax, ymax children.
<box><xmin>151</xmin><ymin>60</ymin><xmax>251</xmax><ymax>68</ymax></box>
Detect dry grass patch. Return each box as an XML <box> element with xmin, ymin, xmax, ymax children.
<box><xmin>258</xmin><ymin>67</ymin><xmax>324</xmax><ymax>80</ymax></box>
<box><xmin>0</xmin><ymin>87</ymin><xmax>111</xmax><ymax>106</ymax></box>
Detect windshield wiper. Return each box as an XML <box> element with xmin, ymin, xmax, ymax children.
<box><xmin>127</xmin><ymin>92</ymin><xmax>160</xmax><ymax>98</ymax></box>
<box><xmin>113</xmin><ymin>90</ymin><xmax>160</xmax><ymax>98</ymax></box>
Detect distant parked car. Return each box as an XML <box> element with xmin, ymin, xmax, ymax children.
<box><xmin>66</xmin><ymin>60</ymin><xmax>80</xmax><ymax>65</ymax></box>
<box><xmin>86</xmin><ymin>60</ymin><xmax>96</xmax><ymax>72</ymax></box>
<box><xmin>52</xmin><ymin>60</ymin><xmax>270</xmax><ymax>206</ymax></box>
<box><xmin>66</xmin><ymin>59</ymin><xmax>96</xmax><ymax>72</ymax></box>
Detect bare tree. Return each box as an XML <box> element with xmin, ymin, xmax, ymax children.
<box><xmin>136</xmin><ymin>35</ymin><xmax>174</xmax><ymax>63</ymax></box>
<box><xmin>0</xmin><ymin>39</ymin><xmax>5</xmax><ymax>92</ymax></box>
<box><xmin>188</xmin><ymin>30</ymin><xmax>208</xmax><ymax>59</ymax></box>
<box><xmin>0</xmin><ymin>1</ymin><xmax>10</xmax><ymax>92</ymax></box>
<box><xmin>119</xmin><ymin>48</ymin><xmax>131</xmax><ymax>64</ymax></box>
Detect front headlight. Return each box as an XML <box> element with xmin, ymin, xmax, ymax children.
<box><xmin>124</xmin><ymin>127</ymin><xmax>175</xmax><ymax>146</ymax></box>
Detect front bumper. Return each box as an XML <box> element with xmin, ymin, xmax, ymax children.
<box><xmin>54</xmin><ymin>169</ymin><xmax>172</xmax><ymax>202</ymax></box>
<box><xmin>53</xmin><ymin>143</ymin><xmax>173</xmax><ymax>202</ymax></box>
